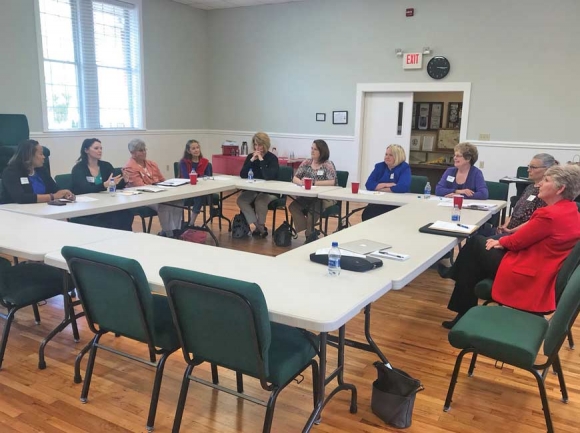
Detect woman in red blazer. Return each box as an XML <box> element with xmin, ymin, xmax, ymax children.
<box><xmin>441</xmin><ymin>164</ymin><xmax>580</xmax><ymax>329</ymax></box>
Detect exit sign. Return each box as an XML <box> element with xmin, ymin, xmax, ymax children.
<box><xmin>403</xmin><ymin>52</ymin><xmax>423</xmax><ymax>69</ymax></box>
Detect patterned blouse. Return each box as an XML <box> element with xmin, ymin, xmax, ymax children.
<box><xmin>508</xmin><ymin>184</ymin><xmax>546</xmax><ymax>229</ymax></box>
<box><xmin>294</xmin><ymin>159</ymin><xmax>338</xmax><ymax>186</ymax></box>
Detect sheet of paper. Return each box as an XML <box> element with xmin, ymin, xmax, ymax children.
<box><xmin>368</xmin><ymin>250</ymin><xmax>410</xmax><ymax>261</ymax></box>
<box><xmin>156</xmin><ymin>178</ymin><xmax>189</xmax><ymax>187</ymax></box>
<box><xmin>117</xmin><ymin>190</ymin><xmax>142</xmax><ymax>196</ymax></box>
<box><xmin>463</xmin><ymin>202</ymin><xmax>498</xmax><ymax>210</ymax></box>
<box><xmin>430</xmin><ymin>220</ymin><xmax>477</xmax><ymax>234</ymax></box>
<box><xmin>358</xmin><ymin>190</ymin><xmax>385</xmax><ymax>195</ymax></box>
<box><xmin>315</xmin><ymin>248</ymin><xmax>366</xmax><ymax>258</ymax></box>
<box><xmin>429</xmin><ymin>196</ymin><xmax>452</xmax><ymax>202</ymax></box>
<box><xmin>73</xmin><ymin>196</ymin><xmax>98</xmax><ymax>202</ymax></box>
<box><xmin>136</xmin><ymin>186</ymin><xmax>167</xmax><ymax>193</ymax></box>
<box><xmin>212</xmin><ymin>176</ymin><xmax>232</xmax><ymax>181</ymax></box>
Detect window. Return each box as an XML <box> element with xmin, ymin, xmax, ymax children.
<box><xmin>37</xmin><ymin>0</ymin><xmax>143</xmax><ymax>130</ymax></box>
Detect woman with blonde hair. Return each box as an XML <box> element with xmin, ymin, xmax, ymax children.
<box><xmin>362</xmin><ymin>144</ymin><xmax>411</xmax><ymax>221</ymax></box>
<box><xmin>236</xmin><ymin>132</ymin><xmax>280</xmax><ymax>238</ymax></box>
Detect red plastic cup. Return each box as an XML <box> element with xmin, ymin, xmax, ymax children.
<box><xmin>453</xmin><ymin>194</ymin><xmax>464</xmax><ymax>209</ymax></box>
<box><xmin>189</xmin><ymin>172</ymin><xmax>198</xmax><ymax>185</ymax></box>
<box><xmin>351</xmin><ymin>182</ymin><xmax>360</xmax><ymax>194</ymax></box>
<box><xmin>303</xmin><ymin>177</ymin><xmax>313</xmax><ymax>190</ymax></box>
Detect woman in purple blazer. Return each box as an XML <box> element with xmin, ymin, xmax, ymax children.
<box><xmin>436</xmin><ymin>142</ymin><xmax>488</xmax><ymax>200</ymax></box>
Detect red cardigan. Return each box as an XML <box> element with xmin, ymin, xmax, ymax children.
<box><xmin>492</xmin><ymin>200</ymin><xmax>580</xmax><ymax>313</ymax></box>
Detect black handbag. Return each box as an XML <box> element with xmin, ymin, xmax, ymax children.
<box><xmin>274</xmin><ymin>222</ymin><xmax>293</xmax><ymax>247</ymax></box>
<box><xmin>371</xmin><ymin>361</ymin><xmax>424</xmax><ymax>429</ymax></box>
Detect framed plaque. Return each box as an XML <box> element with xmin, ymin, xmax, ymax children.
<box><xmin>447</xmin><ymin>102</ymin><xmax>463</xmax><ymax>129</ymax></box>
<box><xmin>430</xmin><ymin>102</ymin><xmax>443</xmax><ymax>129</ymax></box>
<box><xmin>437</xmin><ymin>128</ymin><xmax>460</xmax><ymax>150</ymax></box>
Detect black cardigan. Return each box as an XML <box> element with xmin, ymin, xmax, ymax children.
<box><xmin>71</xmin><ymin>160</ymin><xmax>126</xmax><ymax>195</ymax></box>
<box><xmin>1</xmin><ymin>164</ymin><xmax>58</xmax><ymax>204</ymax></box>
<box><xmin>239</xmin><ymin>151</ymin><xmax>279</xmax><ymax>180</ymax></box>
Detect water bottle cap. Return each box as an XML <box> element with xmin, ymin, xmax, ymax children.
<box><xmin>332</xmin><ymin>242</ymin><xmax>338</xmax><ymax>247</ymax></box>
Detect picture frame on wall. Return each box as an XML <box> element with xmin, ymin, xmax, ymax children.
<box><xmin>333</xmin><ymin>111</ymin><xmax>348</xmax><ymax>124</ymax></box>
<box><xmin>316</xmin><ymin>113</ymin><xmax>326</xmax><ymax>122</ymax></box>
<box><xmin>422</xmin><ymin>136</ymin><xmax>435</xmax><ymax>152</ymax></box>
<box><xmin>447</xmin><ymin>102</ymin><xmax>463</xmax><ymax>129</ymax></box>
<box><xmin>410</xmin><ymin>136</ymin><xmax>421</xmax><ymax>151</ymax></box>
<box><xmin>417</xmin><ymin>104</ymin><xmax>430</xmax><ymax>130</ymax></box>
<box><xmin>437</xmin><ymin>128</ymin><xmax>460</xmax><ymax>150</ymax></box>
<box><xmin>430</xmin><ymin>102</ymin><xmax>443</xmax><ymax>129</ymax></box>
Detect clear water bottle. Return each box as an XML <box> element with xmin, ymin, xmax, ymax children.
<box><xmin>108</xmin><ymin>177</ymin><xmax>116</xmax><ymax>196</ymax></box>
<box><xmin>248</xmin><ymin>168</ymin><xmax>254</xmax><ymax>182</ymax></box>
<box><xmin>328</xmin><ymin>241</ymin><xmax>341</xmax><ymax>276</ymax></box>
<box><xmin>451</xmin><ymin>205</ymin><xmax>461</xmax><ymax>222</ymax></box>
<box><xmin>423</xmin><ymin>181</ymin><xmax>431</xmax><ymax>199</ymax></box>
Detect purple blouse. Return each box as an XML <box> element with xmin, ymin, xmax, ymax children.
<box><xmin>435</xmin><ymin>166</ymin><xmax>488</xmax><ymax>200</ymax></box>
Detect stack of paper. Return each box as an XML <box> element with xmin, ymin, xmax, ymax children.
<box><xmin>430</xmin><ymin>220</ymin><xmax>477</xmax><ymax>234</ymax></box>
<box><xmin>136</xmin><ymin>186</ymin><xmax>167</xmax><ymax>193</ymax></box>
<box><xmin>156</xmin><ymin>178</ymin><xmax>189</xmax><ymax>187</ymax></box>
<box><xmin>463</xmin><ymin>203</ymin><xmax>498</xmax><ymax>210</ymax></box>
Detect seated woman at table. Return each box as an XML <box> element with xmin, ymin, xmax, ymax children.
<box><xmin>439</xmin><ymin>164</ymin><xmax>580</xmax><ymax>329</ymax></box>
<box><xmin>436</xmin><ymin>142</ymin><xmax>488</xmax><ymax>199</ymax></box>
<box><xmin>362</xmin><ymin>144</ymin><xmax>411</xmax><ymax>221</ymax></box>
<box><xmin>1</xmin><ymin>139</ymin><xmax>75</xmax><ymax>204</ymax></box>
<box><xmin>236</xmin><ymin>132</ymin><xmax>279</xmax><ymax>238</ymax></box>
<box><xmin>70</xmin><ymin>138</ymin><xmax>134</xmax><ymax>231</ymax></box>
<box><xmin>179</xmin><ymin>139</ymin><xmax>211</xmax><ymax>227</ymax></box>
<box><xmin>124</xmin><ymin>138</ymin><xmax>183</xmax><ymax>237</ymax></box>
<box><xmin>289</xmin><ymin>139</ymin><xmax>338</xmax><ymax>244</ymax></box>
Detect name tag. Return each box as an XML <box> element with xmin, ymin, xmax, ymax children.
<box><xmin>390</xmin><ymin>173</ymin><xmax>395</xmax><ymax>180</ymax></box>
<box><xmin>317</xmin><ymin>169</ymin><xmax>324</xmax><ymax>176</ymax></box>
<box><xmin>86</xmin><ymin>176</ymin><xmax>95</xmax><ymax>183</ymax></box>
<box><xmin>20</xmin><ymin>177</ymin><xmax>29</xmax><ymax>185</ymax></box>
<box><xmin>527</xmin><ymin>195</ymin><xmax>536</xmax><ymax>201</ymax></box>
<box><xmin>447</xmin><ymin>175</ymin><xmax>455</xmax><ymax>182</ymax></box>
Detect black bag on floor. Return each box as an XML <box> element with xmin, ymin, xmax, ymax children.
<box><xmin>371</xmin><ymin>361</ymin><xmax>424</xmax><ymax>429</ymax></box>
<box><xmin>273</xmin><ymin>221</ymin><xmax>293</xmax><ymax>247</ymax></box>
<box><xmin>231</xmin><ymin>213</ymin><xmax>251</xmax><ymax>238</ymax></box>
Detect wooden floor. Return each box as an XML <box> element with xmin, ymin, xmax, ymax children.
<box><xmin>1</xmin><ymin>196</ymin><xmax>580</xmax><ymax>433</ymax></box>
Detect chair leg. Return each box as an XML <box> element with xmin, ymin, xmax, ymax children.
<box><xmin>146</xmin><ymin>350</ymin><xmax>174</xmax><ymax>432</ymax></box>
<box><xmin>467</xmin><ymin>352</ymin><xmax>478</xmax><ymax>377</ymax></box>
<box><xmin>236</xmin><ymin>371</ymin><xmax>244</xmax><ymax>393</ymax></box>
<box><xmin>140</xmin><ymin>216</ymin><xmax>147</xmax><ymax>233</ymax></box>
<box><xmin>67</xmin><ymin>295</ymin><xmax>80</xmax><ymax>342</ymax></box>
<box><xmin>324</xmin><ymin>216</ymin><xmax>329</xmax><ymax>236</ymax></box>
<box><xmin>32</xmin><ymin>303</ymin><xmax>41</xmax><ymax>325</ymax></box>
<box><xmin>567</xmin><ymin>329</ymin><xmax>575</xmax><ymax>349</ymax></box>
<box><xmin>172</xmin><ymin>364</ymin><xmax>194</xmax><ymax>433</ymax></box>
<box><xmin>311</xmin><ymin>360</ymin><xmax>319</xmax><ymax>410</ymax></box>
<box><xmin>211</xmin><ymin>363</ymin><xmax>219</xmax><ymax>384</ymax></box>
<box><xmin>80</xmin><ymin>333</ymin><xmax>103</xmax><ymax>403</ymax></box>
<box><xmin>271</xmin><ymin>208</ymin><xmax>277</xmax><ymax>234</ymax></box>
<box><xmin>444</xmin><ymin>348</ymin><xmax>471</xmax><ymax>411</ymax></box>
<box><xmin>262</xmin><ymin>386</ymin><xmax>283</xmax><ymax>433</ymax></box>
<box><xmin>552</xmin><ymin>355</ymin><xmax>569</xmax><ymax>403</ymax></box>
<box><xmin>74</xmin><ymin>340</ymin><xmax>93</xmax><ymax>383</ymax></box>
<box><xmin>530</xmin><ymin>367</ymin><xmax>555</xmax><ymax>433</ymax></box>
<box><xmin>0</xmin><ymin>307</ymin><xmax>17</xmax><ymax>370</ymax></box>
<box><xmin>147</xmin><ymin>217</ymin><xmax>154</xmax><ymax>233</ymax></box>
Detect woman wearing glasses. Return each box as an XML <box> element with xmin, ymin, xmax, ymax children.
<box><xmin>436</xmin><ymin>142</ymin><xmax>488</xmax><ymax>199</ymax></box>
<box><xmin>124</xmin><ymin>138</ymin><xmax>183</xmax><ymax>237</ymax></box>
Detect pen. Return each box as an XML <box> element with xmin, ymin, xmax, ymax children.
<box><xmin>457</xmin><ymin>223</ymin><xmax>470</xmax><ymax>229</ymax></box>
<box><xmin>381</xmin><ymin>251</ymin><xmax>405</xmax><ymax>259</ymax></box>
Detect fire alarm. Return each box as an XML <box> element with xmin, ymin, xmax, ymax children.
<box><xmin>406</xmin><ymin>8</ymin><xmax>414</xmax><ymax>17</ymax></box>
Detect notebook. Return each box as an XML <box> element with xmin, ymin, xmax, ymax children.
<box><xmin>340</xmin><ymin>239</ymin><xmax>392</xmax><ymax>255</ymax></box>
<box><xmin>155</xmin><ymin>178</ymin><xmax>189</xmax><ymax>187</ymax></box>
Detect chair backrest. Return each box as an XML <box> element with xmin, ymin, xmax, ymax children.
<box><xmin>336</xmin><ymin>170</ymin><xmax>349</xmax><ymax>188</ymax></box>
<box><xmin>55</xmin><ymin>173</ymin><xmax>72</xmax><ymax>191</ymax></box>
<box><xmin>516</xmin><ymin>166</ymin><xmax>528</xmax><ymax>178</ymax></box>
<box><xmin>173</xmin><ymin>162</ymin><xmax>179</xmax><ymax>178</ymax></box>
<box><xmin>277</xmin><ymin>165</ymin><xmax>293</xmax><ymax>182</ymax></box>
<box><xmin>160</xmin><ymin>266</ymin><xmax>271</xmax><ymax>380</ymax></box>
<box><xmin>410</xmin><ymin>175</ymin><xmax>428</xmax><ymax>194</ymax></box>
<box><xmin>555</xmin><ymin>242</ymin><xmax>580</xmax><ymax>303</ymax></box>
<box><xmin>485</xmin><ymin>180</ymin><xmax>508</xmax><ymax>201</ymax></box>
<box><xmin>544</xmin><ymin>266</ymin><xmax>580</xmax><ymax>356</ymax></box>
<box><xmin>61</xmin><ymin>246</ymin><xmax>158</xmax><ymax>347</ymax></box>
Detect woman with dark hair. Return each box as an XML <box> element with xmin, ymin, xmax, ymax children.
<box><xmin>436</xmin><ymin>142</ymin><xmax>488</xmax><ymax>199</ymax></box>
<box><xmin>1</xmin><ymin>139</ymin><xmax>74</xmax><ymax>204</ymax></box>
<box><xmin>70</xmin><ymin>138</ymin><xmax>133</xmax><ymax>231</ymax></box>
<box><xmin>289</xmin><ymin>139</ymin><xmax>338</xmax><ymax>243</ymax></box>
<box><xmin>178</xmin><ymin>139</ymin><xmax>211</xmax><ymax>227</ymax></box>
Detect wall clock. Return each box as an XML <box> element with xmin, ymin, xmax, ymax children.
<box><xmin>427</xmin><ymin>56</ymin><xmax>450</xmax><ymax>79</ymax></box>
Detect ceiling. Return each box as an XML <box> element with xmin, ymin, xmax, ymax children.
<box><xmin>172</xmin><ymin>0</ymin><xmax>308</xmax><ymax>10</ymax></box>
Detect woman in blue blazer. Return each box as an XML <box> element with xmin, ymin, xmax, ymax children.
<box><xmin>362</xmin><ymin>144</ymin><xmax>411</xmax><ymax>221</ymax></box>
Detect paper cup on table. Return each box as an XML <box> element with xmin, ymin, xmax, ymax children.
<box><xmin>351</xmin><ymin>182</ymin><xmax>360</xmax><ymax>194</ymax></box>
<box><xmin>453</xmin><ymin>194</ymin><xmax>464</xmax><ymax>209</ymax></box>
<box><xmin>189</xmin><ymin>172</ymin><xmax>198</xmax><ymax>185</ymax></box>
<box><xmin>303</xmin><ymin>177</ymin><xmax>313</xmax><ymax>190</ymax></box>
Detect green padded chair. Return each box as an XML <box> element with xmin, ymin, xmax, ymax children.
<box><xmin>160</xmin><ymin>266</ymin><xmax>319</xmax><ymax>433</ymax></box>
<box><xmin>268</xmin><ymin>165</ymin><xmax>293</xmax><ymax>233</ymax></box>
<box><xmin>410</xmin><ymin>175</ymin><xmax>429</xmax><ymax>194</ymax></box>
<box><xmin>444</xmin><ymin>265</ymin><xmax>580</xmax><ymax>433</ymax></box>
<box><xmin>111</xmin><ymin>167</ymin><xmax>155</xmax><ymax>232</ymax></box>
<box><xmin>0</xmin><ymin>257</ymin><xmax>77</xmax><ymax>369</ymax></box>
<box><xmin>61</xmin><ymin>246</ymin><xmax>180</xmax><ymax>432</ymax></box>
<box><xmin>319</xmin><ymin>170</ymin><xmax>349</xmax><ymax>236</ymax></box>
<box><xmin>485</xmin><ymin>180</ymin><xmax>509</xmax><ymax>227</ymax></box>
<box><xmin>55</xmin><ymin>173</ymin><xmax>73</xmax><ymax>191</ymax></box>
<box><xmin>474</xmin><ymin>241</ymin><xmax>580</xmax><ymax>349</ymax></box>
<box><xmin>509</xmin><ymin>166</ymin><xmax>530</xmax><ymax>214</ymax></box>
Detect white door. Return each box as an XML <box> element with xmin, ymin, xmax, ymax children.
<box><xmin>359</xmin><ymin>92</ymin><xmax>414</xmax><ymax>186</ymax></box>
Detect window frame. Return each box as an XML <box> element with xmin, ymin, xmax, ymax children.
<box><xmin>34</xmin><ymin>0</ymin><xmax>146</xmax><ymax>132</ymax></box>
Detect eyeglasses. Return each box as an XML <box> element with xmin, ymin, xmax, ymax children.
<box><xmin>528</xmin><ymin>165</ymin><xmax>546</xmax><ymax>170</ymax></box>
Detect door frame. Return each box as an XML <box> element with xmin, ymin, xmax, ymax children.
<box><xmin>354</xmin><ymin>82</ymin><xmax>472</xmax><ymax>179</ymax></box>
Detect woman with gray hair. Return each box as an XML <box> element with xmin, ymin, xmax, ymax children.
<box><xmin>440</xmin><ymin>164</ymin><xmax>580</xmax><ymax>329</ymax></box>
<box><xmin>124</xmin><ymin>138</ymin><xmax>183</xmax><ymax>237</ymax></box>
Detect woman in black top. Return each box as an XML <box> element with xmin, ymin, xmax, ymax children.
<box><xmin>1</xmin><ymin>139</ymin><xmax>74</xmax><ymax>204</ymax></box>
<box><xmin>70</xmin><ymin>138</ymin><xmax>133</xmax><ymax>231</ymax></box>
<box><xmin>236</xmin><ymin>132</ymin><xmax>280</xmax><ymax>237</ymax></box>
